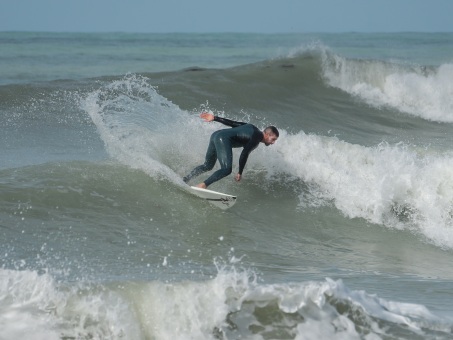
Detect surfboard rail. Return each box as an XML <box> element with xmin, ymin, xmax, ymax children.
<box><xmin>189</xmin><ymin>186</ymin><xmax>237</xmax><ymax>210</ymax></box>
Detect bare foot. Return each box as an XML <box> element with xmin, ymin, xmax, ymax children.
<box><xmin>196</xmin><ymin>183</ymin><xmax>207</xmax><ymax>189</ymax></box>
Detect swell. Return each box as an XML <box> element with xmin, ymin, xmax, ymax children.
<box><xmin>2</xmin><ymin>49</ymin><xmax>452</xmax><ymax>130</ymax></box>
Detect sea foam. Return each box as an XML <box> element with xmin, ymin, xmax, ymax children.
<box><xmin>253</xmin><ymin>130</ymin><xmax>453</xmax><ymax>249</ymax></box>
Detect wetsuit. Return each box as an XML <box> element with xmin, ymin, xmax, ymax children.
<box><xmin>183</xmin><ymin>116</ymin><xmax>264</xmax><ymax>187</ymax></box>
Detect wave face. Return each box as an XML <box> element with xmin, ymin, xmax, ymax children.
<box><xmin>2</xmin><ymin>32</ymin><xmax>453</xmax><ymax>339</ymax></box>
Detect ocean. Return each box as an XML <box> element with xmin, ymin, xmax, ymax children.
<box><xmin>1</xmin><ymin>31</ymin><xmax>453</xmax><ymax>339</ymax></box>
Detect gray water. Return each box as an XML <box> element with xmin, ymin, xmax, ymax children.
<box><xmin>1</xmin><ymin>32</ymin><xmax>453</xmax><ymax>339</ymax></box>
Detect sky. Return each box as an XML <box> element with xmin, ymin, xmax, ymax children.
<box><xmin>1</xmin><ymin>0</ymin><xmax>453</xmax><ymax>33</ymax></box>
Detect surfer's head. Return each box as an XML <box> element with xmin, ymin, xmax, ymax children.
<box><xmin>262</xmin><ymin>126</ymin><xmax>279</xmax><ymax>146</ymax></box>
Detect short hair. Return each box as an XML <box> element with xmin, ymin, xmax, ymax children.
<box><xmin>264</xmin><ymin>126</ymin><xmax>279</xmax><ymax>137</ymax></box>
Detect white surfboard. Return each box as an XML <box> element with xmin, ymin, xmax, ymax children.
<box><xmin>189</xmin><ymin>186</ymin><xmax>237</xmax><ymax>210</ymax></box>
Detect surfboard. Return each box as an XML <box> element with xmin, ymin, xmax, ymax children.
<box><xmin>189</xmin><ymin>186</ymin><xmax>237</xmax><ymax>210</ymax></box>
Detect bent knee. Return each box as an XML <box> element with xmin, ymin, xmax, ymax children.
<box><xmin>202</xmin><ymin>162</ymin><xmax>215</xmax><ymax>171</ymax></box>
<box><xmin>211</xmin><ymin>131</ymin><xmax>221</xmax><ymax>140</ymax></box>
<box><xmin>223</xmin><ymin>167</ymin><xmax>233</xmax><ymax>176</ymax></box>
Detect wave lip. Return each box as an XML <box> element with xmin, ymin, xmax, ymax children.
<box><xmin>322</xmin><ymin>53</ymin><xmax>453</xmax><ymax>123</ymax></box>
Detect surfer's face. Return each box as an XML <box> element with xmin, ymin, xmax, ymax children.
<box><xmin>263</xmin><ymin>132</ymin><xmax>278</xmax><ymax>146</ymax></box>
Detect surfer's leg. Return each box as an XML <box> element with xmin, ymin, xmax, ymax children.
<box><xmin>203</xmin><ymin>136</ymin><xmax>232</xmax><ymax>187</ymax></box>
<box><xmin>183</xmin><ymin>133</ymin><xmax>218</xmax><ymax>183</ymax></box>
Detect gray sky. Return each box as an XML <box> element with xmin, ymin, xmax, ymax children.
<box><xmin>1</xmin><ymin>0</ymin><xmax>453</xmax><ymax>33</ymax></box>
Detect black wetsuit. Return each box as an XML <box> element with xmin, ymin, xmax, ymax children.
<box><xmin>183</xmin><ymin>116</ymin><xmax>263</xmax><ymax>187</ymax></box>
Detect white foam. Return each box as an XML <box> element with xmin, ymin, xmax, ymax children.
<box><xmin>322</xmin><ymin>54</ymin><xmax>453</xmax><ymax>122</ymax></box>
<box><xmin>122</xmin><ymin>255</ymin><xmax>453</xmax><ymax>338</ymax></box>
<box><xmin>2</xmin><ymin>265</ymin><xmax>450</xmax><ymax>339</ymax></box>
<box><xmin>0</xmin><ymin>268</ymin><xmax>142</xmax><ymax>339</ymax></box>
<box><xmin>252</xmin><ymin>130</ymin><xmax>453</xmax><ymax>249</ymax></box>
<box><xmin>0</xmin><ymin>269</ymin><xmax>61</xmax><ymax>340</ymax></box>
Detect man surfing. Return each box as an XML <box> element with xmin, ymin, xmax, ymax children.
<box><xmin>183</xmin><ymin>112</ymin><xmax>279</xmax><ymax>189</ymax></box>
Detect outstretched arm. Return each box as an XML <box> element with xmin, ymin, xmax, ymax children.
<box><xmin>200</xmin><ymin>112</ymin><xmax>246</xmax><ymax>128</ymax></box>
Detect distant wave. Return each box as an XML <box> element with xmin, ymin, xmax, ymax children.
<box><xmin>321</xmin><ymin>54</ymin><xmax>453</xmax><ymax>123</ymax></box>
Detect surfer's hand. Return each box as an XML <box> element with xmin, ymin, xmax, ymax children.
<box><xmin>235</xmin><ymin>173</ymin><xmax>241</xmax><ymax>182</ymax></box>
<box><xmin>200</xmin><ymin>112</ymin><xmax>214</xmax><ymax>122</ymax></box>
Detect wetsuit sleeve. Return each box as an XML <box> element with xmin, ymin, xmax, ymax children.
<box><xmin>213</xmin><ymin>116</ymin><xmax>247</xmax><ymax>128</ymax></box>
<box><xmin>237</xmin><ymin>133</ymin><xmax>262</xmax><ymax>174</ymax></box>
<box><xmin>238</xmin><ymin>147</ymin><xmax>253</xmax><ymax>175</ymax></box>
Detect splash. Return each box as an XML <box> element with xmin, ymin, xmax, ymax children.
<box><xmin>80</xmin><ymin>74</ymin><xmax>200</xmax><ymax>186</ymax></box>
<box><xmin>1</xmin><ymin>261</ymin><xmax>451</xmax><ymax>340</ymax></box>
<box><xmin>125</xmin><ymin>262</ymin><xmax>451</xmax><ymax>339</ymax></box>
<box><xmin>0</xmin><ymin>268</ymin><xmax>141</xmax><ymax>340</ymax></box>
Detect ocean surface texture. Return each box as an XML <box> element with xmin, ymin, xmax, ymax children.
<box><xmin>1</xmin><ymin>32</ymin><xmax>453</xmax><ymax>339</ymax></box>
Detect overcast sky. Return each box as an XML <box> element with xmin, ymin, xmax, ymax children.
<box><xmin>1</xmin><ymin>0</ymin><xmax>453</xmax><ymax>33</ymax></box>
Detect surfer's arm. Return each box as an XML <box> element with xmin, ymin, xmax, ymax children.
<box><xmin>200</xmin><ymin>112</ymin><xmax>246</xmax><ymax>127</ymax></box>
<box><xmin>238</xmin><ymin>143</ymin><xmax>257</xmax><ymax>175</ymax></box>
<box><xmin>237</xmin><ymin>130</ymin><xmax>262</xmax><ymax>176</ymax></box>
<box><xmin>214</xmin><ymin>116</ymin><xmax>247</xmax><ymax>128</ymax></box>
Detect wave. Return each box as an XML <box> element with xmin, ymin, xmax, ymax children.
<box><xmin>3</xmin><ymin>46</ymin><xmax>453</xmax><ymax>127</ymax></box>
<box><xmin>321</xmin><ymin>54</ymin><xmax>453</xmax><ymax>123</ymax></box>
<box><xmin>256</xmin><ymin>131</ymin><xmax>453</xmax><ymax>249</ymax></box>
<box><xmin>145</xmin><ymin>47</ymin><xmax>453</xmax><ymax>125</ymax></box>
<box><xmin>78</xmin><ymin>74</ymin><xmax>453</xmax><ymax>250</ymax></box>
<box><xmin>4</xmin><ymin>55</ymin><xmax>450</xmax><ymax>252</ymax></box>
<box><xmin>1</xmin><ymin>263</ymin><xmax>451</xmax><ymax>340</ymax></box>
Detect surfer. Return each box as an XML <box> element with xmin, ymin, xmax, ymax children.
<box><xmin>183</xmin><ymin>112</ymin><xmax>279</xmax><ymax>189</ymax></box>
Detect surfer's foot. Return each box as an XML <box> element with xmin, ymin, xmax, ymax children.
<box><xmin>196</xmin><ymin>183</ymin><xmax>207</xmax><ymax>189</ymax></box>
<box><xmin>183</xmin><ymin>176</ymin><xmax>189</xmax><ymax>183</ymax></box>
